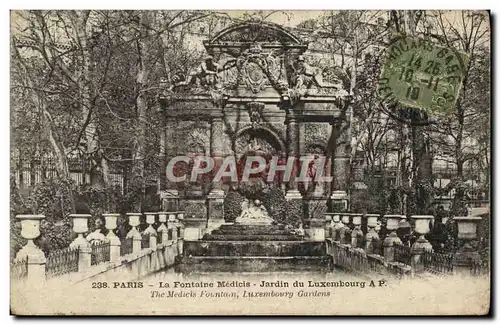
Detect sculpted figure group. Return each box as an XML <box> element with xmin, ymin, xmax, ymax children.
<box><xmin>166</xmin><ymin>49</ymin><xmax>349</xmax><ymax>96</ymax></box>
<box><xmin>235</xmin><ymin>199</ymin><xmax>274</xmax><ymax>225</ymax></box>
<box><xmin>169</xmin><ymin>55</ymin><xmax>220</xmax><ymax>91</ymax></box>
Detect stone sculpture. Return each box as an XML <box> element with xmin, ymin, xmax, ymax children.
<box><xmin>235</xmin><ymin>199</ymin><xmax>274</xmax><ymax>225</ymax></box>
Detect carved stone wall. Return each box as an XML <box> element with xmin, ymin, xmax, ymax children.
<box><xmin>301</xmin><ymin>123</ymin><xmax>331</xmax><ymax>154</ymax></box>
<box><xmin>167</xmin><ymin>120</ymin><xmax>211</xmax><ymax>156</ymax></box>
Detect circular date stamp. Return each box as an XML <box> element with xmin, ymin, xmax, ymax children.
<box><xmin>378</xmin><ymin>35</ymin><xmax>469</xmax><ymax>115</ymax></box>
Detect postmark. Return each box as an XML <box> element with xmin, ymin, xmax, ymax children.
<box><xmin>378</xmin><ymin>35</ymin><xmax>469</xmax><ymax>115</ymax></box>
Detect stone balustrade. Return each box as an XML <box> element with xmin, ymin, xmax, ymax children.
<box><xmin>12</xmin><ymin>209</ymin><xmax>486</xmax><ymax>283</ymax></box>
<box><xmin>11</xmin><ymin>211</ymin><xmax>186</xmax><ymax>284</ymax></box>
<box><xmin>324</xmin><ymin>211</ymin><xmax>486</xmax><ymax>278</ymax></box>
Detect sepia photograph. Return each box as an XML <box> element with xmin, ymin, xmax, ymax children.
<box><xmin>9</xmin><ymin>8</ymin><xmax>491</xmax><ymax>315</ymax></box>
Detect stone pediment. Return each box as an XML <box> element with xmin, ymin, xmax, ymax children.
<box><xmin>204</xmin><ymin>22</ymin><xmax>306</xmax><ymax>50</ymax></box>
<box><xmin>161</xmin><ymin>22</ymin><xmax>350</xmax><ymax>107</ymax></box>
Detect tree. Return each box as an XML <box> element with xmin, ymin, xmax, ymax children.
<box><xmin>12</xmin><ymin>10</ymin><xmax>218</xmax><ymax>215</ymax></box>
<box><xmin>297</xmin><ymin>11</ymin><xmax>392</xmax><ymax>201</ymax></box>
<box><xmin>12</xmin><ymin>10</ymin><xmax>116</xmax><ymax>187</ymax></box>
<box><xmin>426</xmin><ymin>11</ymin><xmax>490</xmax><ymax>214</ymax></box>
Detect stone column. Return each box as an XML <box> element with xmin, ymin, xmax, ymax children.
<box><xmin>144</xmin><ymin>212</ymin><xmax>158</xmax><ymax>250</ymax></box>
<box><xmin>161</xmin><ymin>115</ymin><xmax>180</xmax><ymax>210</ymax></box>
<box><xmin>410</xmin><ymin>215</ymin><xmax>434</xmax><ymax>275</ymax></box>
<box><xmin>69</xmin><ymin>214</ymin><xmax>92</xmax><ymax>271</ymax></box>
<box><xmin>126</xmin><ymin>213</ymin><xmax>142</xmax><ymax>253</ymax></box>
<box><xmin>330</xmin><ymin>120</ymin><xmax>350</xmax><ymax>205</ymax></box>
<box><xmin>285</xmin><ymin>109</ymin><xmax>302</xmax><ymax>200</ymax></box>
<box><xmin>15</xmin><ymin>215</ymin><xmax>46</xmax><ymax>283</ymax></box>
<box><xmin>453</xmin><ymin>216</ymin><xmax>483</xmax><ymax>276</ymax></box>
<box><xmin>209</xmin><ymin>114</ymin><xmax>225</xmax><ymax>196</ymax></box>
<box><xmin>383</xmin><ymin>215</ymin><xmax>403</xmax><ymax>262</ymax></box>
<box><xmin>103</xmin><ymin>213</ymin><xmax>121</xmax><ymax>262</ymax></box>
<box><xmin>157</xmin><ymin>212</ymin><xmax>168</xmax><ymax>244</ymax></box>
<box><xmin>207</xmin><ymin>115</ymin><xmax>225</xmax><ymax>231</ymax></box>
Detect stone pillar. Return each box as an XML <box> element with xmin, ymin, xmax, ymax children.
<box><xmin>207</xmin><ymin>191</ymin><xmax>225</xmax><ymax>232</ymax></box>
<box><xmin>364</xmin><ymin>214</ymin><xmax>380</xmax><ymax>254</ymax></box>
<box><xmin>178</xmin><ymin>212</ymin><xmax>185</xmax><ymax>238</ymax></box>
<box><xmin>157</xmin><ymin>212</ymin><xmax>168</xmax><ymax>244</ymax></box>
<box><xmin>161</xmin><ymin>114</ymin><xmax>179</xmax><ymax>201</ymax></box>
<box><xmin>285</xmin><ymin>109</ymin><xmax>302</xmax><ymax>200</ymax></box>
<box><xmin>350</xmin><ymin>213</ymin><xmax>363</xmax><ymax>248</ymax></box>
<box><xmin>144</xmin><ymin>212</ymin><xmax>158</xmax><ymax>250</ymax></box>
<box><xmin>15</xmin><ymin>215</ymin><xmax>46</xmax><ymax>283</ymax></box>
<box><xmin>383</xmin><ymin>215</ymin><xmax>403</xmax><ymax>262</ymax></box>
<box><xmin>330</xmin><ymin>190</ymin><xmax>348</xmax><ymax>212</ymax></box>
<box><xmin>338</xmin><ymin>214</ymin><xmax>351</xmax><ymax>245</ymax></box>
<box><xmin>206</xmin><ymin>114</ymin><xmax>225</xmax><ymax>231</ymax></box>
<box><xmin>160</xmin><ymin>190</ymin><xmax>179</xmax><ymax>214</ymax></box>
<box><xmin>305</xmin><ymin>218</ymin><xmax>326</xmax><ymax>241</ymax></box>
<box><xmin>177</xmin><ymin>212</ymin><xmax>185</xmax><ymax>254</ymax></box>
<box><xmin>209</xmin><ymin>114</ymin><xmax>225</xmax><ymax>196</ymax></box>
<box><xmin>332</xmin><ymin>214</ymin><xmax>343</xmax><ymax>241</ymax></box>
<box><xmin>303</xmin><ymin>195</ymin><xmax>328</xmax><ymax>241</ymax></box>
<box><xmin>103</xmin><ymin>213</ymin><xmax>121</xmax><ymax>262</ymax></box>
<box><xmin>184</xmin><ymin>192</ymin><xmax>208</xmax><ymax>220</ymax></box>
<box><xmin>410</xmin><ymin>215</ymin><xmax>434</xmax><ymax>274</ymax></box>
<box><xmin>168</xmin><ymin>213</ymin><xmax>178</xmax><ymax>242</ymax></box>
<box><xmin>69</xmin><ymin>214</ymin><xmax>92</xmax><ymax>271</ymax></box>
<box><xmin>126</xmin><ymin>213</ymin><xmax>142</xmax><ymax>253</ymax></box>
<box><xmin>452</xmin><ymin>216</ymin><xmax>483</xmax><ymax>276</ymax></box>
<box><xmin>183</xmin><ymin>216</ymin><xmax>207</xmax><ymax>241</ymax></box>
<box><xmin>331</xmin><ymin>119</ymin><xmax>350</xmax><ymax>197</ymax></box>
<box><xmin>324</xmin><ymin>214</ymin><xmax>333</xmax><ymax>239</ymax></box>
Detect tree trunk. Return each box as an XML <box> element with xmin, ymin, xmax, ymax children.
<box><xmin>131</xmin><ymin>11</ymin><xmax>153</xmax><ymax>211</ymax></box>
<box><xmin>13</xmin><ymin>46</ymin><xmax>71</xmax><ymax>181</ymax></box>
<box><xmin>75</xmin><ymin>11</ymin><xmax>107</xmax><ymax>188</ymax></box>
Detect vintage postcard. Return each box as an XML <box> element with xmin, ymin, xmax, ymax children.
<box><xmin>10</xmin><ymin>9</ymin><xmax>490</xmax><ymax>315</ymax></box>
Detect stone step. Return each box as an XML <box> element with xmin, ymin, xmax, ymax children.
<box><xmin>218</xmin><ymin>224</ymin><xmax>286</xmax><ymax>231</ymax></box>
<box><xmin>203</xmin><ymin>234</ymin><xmax>302</xmax><ymax>241</ymax></box>
<box><xmin>175</xmin><ymin>256</ymin><xmax>332</xmax><ymax>273</ymax></box>
<box><xmin>183</xmin><ymin>241</ymin><xmax>326</xmax><ymax>257</ymax></box>
<box><xmin>209</xmin><ymin>229</ymin><xmax>294</xmax><ymax>236</ymax></box>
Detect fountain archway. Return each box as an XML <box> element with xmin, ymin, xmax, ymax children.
<box><xmin>224</xmin><ymin>125</ymin><xmax>289</xmax><ymax>224</ymax></box>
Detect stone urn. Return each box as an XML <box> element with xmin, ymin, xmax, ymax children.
<box><xmin>383</xmin><ymin>215</ymin><xmax>404</xmax><ymax>246</ymax></box>
<box><xmin>410</xmin><ymin>215</ymin><xmax>434</xmax><ymax>252</ymax></box>
<box><xmin>453</xmin><ymin>216</ymin><xmax>482</xmax><ymax>240</ymax></box>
